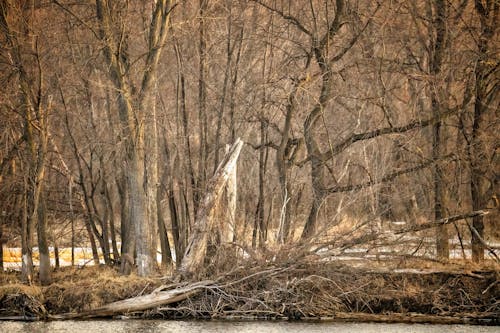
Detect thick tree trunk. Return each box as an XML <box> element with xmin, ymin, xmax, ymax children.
<box><xmin>96</xmin><ymin>0</ymin><xmax>173</xmax><ymax>277</ymax></box>
<box><xmin>127</xmin><ymin>147</ymin><xmax>153</xmax><ymax>276</ymax></box>
<box><xmin>55</xmin><ymin>280</ymin><xmax>213</xmax><ymax>320</ymax></box>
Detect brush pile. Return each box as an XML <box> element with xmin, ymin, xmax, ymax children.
<box><xmin>0</xmin><ymin>256</ymin><xmax>498</xmax><ymax>324</ymax></box>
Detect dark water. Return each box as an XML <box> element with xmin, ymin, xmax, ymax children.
<box><xmin>0</xmin><ymin>320</ymin><xmax>497</xmax><ymax>333</ymax></box>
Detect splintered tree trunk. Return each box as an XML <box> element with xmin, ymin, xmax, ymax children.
<box><xmin>180</xmin><ymin>139</ymin><xmax>243</xmax><ymax>276</ymax></box>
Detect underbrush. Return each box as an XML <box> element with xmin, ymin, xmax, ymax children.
<box><xmin>0</xmin><ymin>258</ymin><xmax>497</xmax><ymax>323</ymax></box>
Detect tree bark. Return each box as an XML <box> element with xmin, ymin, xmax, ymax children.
<box><xmin>430</xmin><ymin>0</ymin><xmax>449</xmax><ymax>260</ymax></box>
<box><xmin>180</xmin><ymin>139</ymin><xmax>243</xmax><ymax>277</ymax></box>
<box><xmin>95</xmin><ymin>0</ymin><xmax>174</xmax><ymax>276</ymax></box>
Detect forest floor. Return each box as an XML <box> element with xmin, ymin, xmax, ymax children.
<box><xmin>0</xmin><ymin>256</ymin><xmax>498</xmax><ymax>325</ymax></box>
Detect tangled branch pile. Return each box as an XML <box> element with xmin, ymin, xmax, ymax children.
<box><xmin>153</xmin><ymin>260</ymin><xmax>498</xmax><ymax>324</ymax></box>
<box><xmin>0</xmin><ymin>256</ymin><xmax>498</xmax><ymax>324</ymax></box>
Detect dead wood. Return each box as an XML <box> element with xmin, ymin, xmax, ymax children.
<box><xmin>394</xmin><ymin>210</ymin><xmax>490</xmax><ymax>234</ymax></box>
<box><xmin>52</xmin><ymin>280</ymin><xmax>214</xmax><ymax>319</ymax></box>
<box><xmin>179</xmin><ymin>138</ymin><xmax>243</xmax><ymax>277</ymax></box>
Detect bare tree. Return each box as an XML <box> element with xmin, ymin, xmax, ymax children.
<box><xmin>94</xmin><ymin>0</ymin><xmax>176</xmax><ymax>276</ymax></box>
<box><xmin>0</xmin><ymin>0</ymin><xmax>51</xmax><ymax>285</ymax></box>
<box><xmin>469</xmin><ymin>0</ymin><xmax>499</xmax><ymax>262</ymax></box>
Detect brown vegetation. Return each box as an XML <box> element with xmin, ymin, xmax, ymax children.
<box><xmin>0</xmin><ymin>0</ymin><xmax>498</xmax><ymax>323</ymax></box>
<box><xmin>0</xmin><ymin>258</ymin><xmax>498</xmax><ymax>324</ymax></box>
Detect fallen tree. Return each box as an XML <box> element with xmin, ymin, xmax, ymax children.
<box><xmin>52</xmin><ymin>280</ymin><xmax>214</xmax><ymax>319</ymax></box>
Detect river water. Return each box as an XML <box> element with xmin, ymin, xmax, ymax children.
<box><xmin>0</xmin><ymin>320</ymin><xmax>497</xmax><ymax>333</ymax></box>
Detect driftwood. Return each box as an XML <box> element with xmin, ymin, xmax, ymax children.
<box><xmin>179</xmin><ymin>138</ymin><xmax>244</xmax><ymax>276</ymax></box>
<box><xmin>52</xmin><ymin>280</ymin><xmax>213</xmax><ymax>319</ymax></box>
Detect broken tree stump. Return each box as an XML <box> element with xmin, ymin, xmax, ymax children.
<box><xmin>179</xmin><ymin>138</ymin><xmax>244</xmax><ymax>277</ymax></box>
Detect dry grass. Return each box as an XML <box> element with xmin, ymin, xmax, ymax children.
<box><xmin>0</xmin><ymin>257</ymin><xmax>497</xmax><ymax>322</ymax></box>
<box><xmin>0</xmin><ymin>265</ymin><xmax>163</xmax><ymax>317</ymax></box>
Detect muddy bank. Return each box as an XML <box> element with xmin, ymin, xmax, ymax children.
<box><xmin>0</xmin><ymin>262</ymin><xmax>498</xmax><ymax>324</ymax></box>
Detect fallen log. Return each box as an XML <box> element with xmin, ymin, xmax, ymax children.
<box><xmin>52</xmin><ymin>280</ymin><xmax>213</xmax><ymax>319</ymax></box>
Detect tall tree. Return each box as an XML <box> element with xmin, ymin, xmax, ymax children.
<box><xmin>470</xmin><ymin>0</ymin><xmax>499</xmax><ymax>262</ymax></box>
<box><xmin>94</xmin><ymin>0</ymin><xmax>175</xmax><ymax>276</ymax></box>
<box><xmin>0</xmin><ymin>0</ymin><xmax>51</xmax><ymax>284</ymax></box>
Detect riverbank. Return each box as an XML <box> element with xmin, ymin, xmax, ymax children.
<box><xmin>0</xmin><ymin>258</ymin><xmax>498</xmax><ymax>325</ymax></box>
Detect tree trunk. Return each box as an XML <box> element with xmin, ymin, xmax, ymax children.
<box><xmin>128</xmin><ymin>147</ymin><xmax>152</xmax><ymax>276</ymax></box>
<box><xmin>197</xmin><ymin>0</ymin><xmax>209</xmax><ymax>207</ymax></box>
<box><xmin>0</xmin><ymin>219</ymin><xmax>3</xmax><ymax>270</ymax></box>
<box><xmin>21</xmin><ymin>176</ymin><xmax>34</xmax><ymax>284</ymax></box>
<box><xmin>37</xmin><ymin>191</ymin><xmax>51</xmax><ymax>285</ymax></box>
<box><xmin>168</xmin><ymin>186</ymin><xmax>181</xmax><ymax>267</ymax></box>
<box><xmin>430</xmin><ymin>0</ymin><xmax>449</xmax><ymax>260</ymax></box>
<box><xmin>95</xmin><ymin>0</ymin><xmax>173</xmax><ymax>277</ymax></box>
<box><xmin>117</xmin><ymin>175</ymin><xmax>134</xmax><ymax>274</ymax></box>
<box><xmin>223</xmin><ymin>144</ymin><xmax>237</xmax><ymax>243</ymax></box>
<box><xmin>180</xmin><ymin>139</ymin><xmax>243</xmax><ymax>277</ymax></box>
<box><xmin>157</xmin><ymin>182</ymin><xmax>172</xmax><ymax>270</ymax></box>
<box><xmin>433</xmin><ymin>120</ymin><xmax>448</xmax><ymax>259</ymax></box>
<box><xmin>469</xmin><ymin>0</ymin><xmax>498</xmax><ymax>262</ymax></box>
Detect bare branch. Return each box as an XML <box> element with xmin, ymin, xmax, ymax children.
<box><xmin>319</xmin><ymin>106</ymin><xmax>459</xmax><ymax>163</ymax></box>
<box><xmin>324</xmin><ymin>155</ymin><xmax>453</xmax><ymax>194</ymax></box>
<box><xmin>395</xmin><ymin>210</ymin><xmax>490</xmax><ymax>234</ymax></box>
<box><xmin>251</xmin><ymin>0</ymin><xmax>312</xmax><ymax>37</ymax></box>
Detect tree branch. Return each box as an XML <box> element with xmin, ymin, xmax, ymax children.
<box><xmin>319</xmin><ymin>106</ymin><xmax>459</xmax><ymax>163</ymax></box>
<box><xmin>0</xmin><ymin>134</ymin><xmax>25</xmax><ymax>176</ymax></box>
<box><xmin>395</xmin><ymin>210</ymin><xmax>490</xmax><ymax>234</ymax></box>
<box><xmin>251</xmin><ymin>0</ymin><xmax>312</xmax><ymax>37</ymax></box>
<box><xmin>324</xmin><ymin>154</ymin><xmax>454</xmax><ymax>194</ymax></box>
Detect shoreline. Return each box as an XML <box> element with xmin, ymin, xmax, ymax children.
<box><xmin>0</xmin><ymin>261</ymin><xmax>497</xmax><ymax>325</ymax></box>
